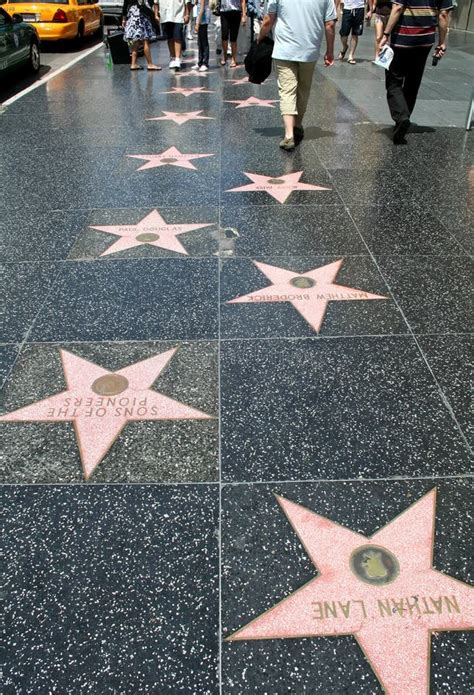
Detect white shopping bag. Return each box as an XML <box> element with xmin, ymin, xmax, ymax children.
<box><xmin>373</xmin><ymin>45</ymin><xmax>394</xmax><ymax>70</ymax></box>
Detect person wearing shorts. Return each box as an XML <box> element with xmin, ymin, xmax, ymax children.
<box><xmin>160</xmin><ymin>0</ymin><xmax>192</xmax><ymax>70</ymax></box>
<box><xmin>338</xmin><ymin>0</ymin><xmax>365</xmax><ymax>64</ymax></box>
<box><xmin>367</xmin><ymin>0</ymin><xmax>391</xmax><ymax>56</ymax></box>
<box><xmin>220</xmin><ymin>0</ymin><xmax>247</xmax><ymax>67</ymax></box>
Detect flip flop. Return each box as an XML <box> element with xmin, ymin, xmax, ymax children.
<box><xmin>348</xmin><ymin>58</ymin><xmax>357</xmax><ymax>64</ymax></box>
<box><xmin>130</xmin><ymin>65</ymin><xmax>144</xmax><ymax>71</ymax></box>
<box><xmin>221</xmin><ymin>59</ymin><xmax>227</xmax><ymax>66</ymax></box>
<box><xmin>147</xmin><ymin>65</ymin><xmax>162</xmax><ymax>71</ymax></box>
<box><xmin>230</xmin><ymin>61</ymin><xmax>238</xmax><ymax>68</ymax></box>
<box><xmin>338</xmin><ymin>48</ymin><xmax>348</xmax><ymax>60</ymax></box>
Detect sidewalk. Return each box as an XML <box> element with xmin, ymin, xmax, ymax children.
<box><xmin>1</xmin><ymin>27</ymin><xmax>473</xmax><ymax>694</ymax></box>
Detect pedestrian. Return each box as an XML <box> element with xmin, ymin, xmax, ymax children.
<box><xmin>366</xmin><ymin>0</ymin><xmax>392</xmax><ymax>57</ymax></box>
<box><xmin>258</xmin><ymin>0</ymin><xmax>337</xmax><ymax>151</ymax></box>
<box><xmin>194</xmin><ymin>0</ymin><xmax>211</xmax><ymax>70</ymax></box>
<box><xmin>160</xmin><ymin>0</ymin><xmax>192</xmax><ymax>70</ymax></box>
<box><xmin>379</xmin><ymin>0</ymin><xmax>452</xmax><ymax>144</ymax></box>
<box><xmin>220</xmin><ymin>0</ymin><xmax>247</xmax><ymax>67</ymax></box>
<box><xmin>338</xmin><ymin>0</ymin><xmax>366</xmax><ymax>64</ymax></box>
<box><xmin>122</xmin><ymin>0</ymin><xmax>162</xmax><ymax>70</ymax></box>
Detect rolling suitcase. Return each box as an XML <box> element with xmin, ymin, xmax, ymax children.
<box><xmin>106</xmin><ymin>30</ymin><xmax>131</xmax><ymax>65</ymax></box>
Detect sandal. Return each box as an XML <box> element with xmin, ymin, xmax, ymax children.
<box><xmin>338</xmin><ymin>48</ymin><xmax>348</xmax><ymax>60</ymax></box>
<box><xmin>220</xmin><ymin>58</ymin><xmax>227</xmax><ymax>66</ymax></box>
<box><xmin>147</xmin><ymin>65</ymin><xmax>162</xmax><ymax>71</ymax></box>
<box><xmin>130</xmin><ymin>65</ymin><xmax>144</xmax><ymax>71</ymax></box>
<box><xmin>230</xmin><ymin>61</ymin><xmax>238</xmax><ymax>68</ymax></box>
<box><xmin>348</xmin><ymin>57</ymin><xmax>357</xmax><ymax>64</ymax></box>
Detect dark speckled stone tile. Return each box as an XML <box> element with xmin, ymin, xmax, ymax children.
<box><xmin>68</xmin><ymin>206</ymin><xmax>219</xmax><ymax>260</ymax></box>
<box><xmin>0</xmin><ymin>344</ymin><xmax>20</xmax><ymax>388</ymax></box>
<box><xmin>1</xmin><ymin>341</ymin><xmax>217</xmax><ymax>483</ymax></box>
<box><xmin>376</xmin><ymin>256</ymin><xmax>473</xmax><ymax>335</ymax></box>
<box><xmin>0</xmin><ymin>210</ymin><xmax>89</xmax><ymax>262</ymax></box>
<box><xmin>4</xmin><ymin>485</ymin><xmax>218</xmax><ymax>693</ymax></box>
<box><xmin>349</xmin><ymin>205</ymin><xmax>464</xmax><ymax>256</ymax></box>
<box><xmin>29</xmin><ymin>258</ymin><xmax>218</xmax><ymax>342</ymax></box>
<box><xmin>220</xmin><ymin>256</ymin><xmax>407</xmax><ymax>339</ymax></box>
<box><xmin>417</xmin><ymin>335</ymin><xmax>473</xmax><ymax>449</ymax></box>
<box><xmin>437</xmin><ymin>207</ymin><xmax>474</xmax><ymax>257</ymax></box>
<box><xmin>329</xmin><ymin>168</ymin><xmax>419</xmax><ymax>207</ymax></box>
<box><xmin>221</xmin><ymin>337</ymin><xmax>471</xmax><ymax>482</ymax></box>
<box><xmin>219</xmin><ymin>205</ymin><xmax>367</xmax><ymax>258</ymax></box>
<box><xmin>0</xmin><ymin>262</ymin><xmax>61</xmax><ymax>342</ymax></box>
<box><xmin>222</xmin><ymin>479</ymin><xmax>473</xmax><ymax>694</ymax></box>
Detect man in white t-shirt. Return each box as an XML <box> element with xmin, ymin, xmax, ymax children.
<box><xmin>258</xmin><ymin>0</ymin><xmax>337</xmax><ymax>150</ymax></box>
<box><xmin>160</xmin><ymin>0</ymin><xmax>193</xmax><ymax>69</ymax></box>
<box><xmin>338</xmin><ymin>0</ymin><xmax>366</xmax><ymax>64</ymax></box>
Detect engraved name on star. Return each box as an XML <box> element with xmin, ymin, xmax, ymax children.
<box><xmin>162</xmin><ymin>86</ymin><xmax>215</xmax><ymax>97</ymax></box>
<box><xmin>89</xmin><ymin>209</ymin><xmax>214</xmax><ymax>257</ymax></box>
<box><xmin>127</xmin><ymin>147</ymin><xmax>214</xmax><ymax>171</ymax></box>
<box><xmin>227</xmin><ymin>259</ymin><xmax>386</xmax><ymax>333</ymax></box>
<box><xmin>227</xmin><ymin>171</ymin><xmax>330</xmax><ymax>203</ymax></box>
<box><xmin>227</xmin><ymin>490</ymin><xmax>474</xmax><ymax>695</ymax></box>
<box><xmin>225</xmin><ymin>96</ymin><xmax>278</xmax><ymax>109</ymax></box>
<box><xmin>0</xmin><ymin>349</ymin><xmax>213</xmax><ymax>480</ymax></box>
<box><xmin>146</xmin><ymin>111</ymin><xmax>215</xmax><ymax>125</ymax></box>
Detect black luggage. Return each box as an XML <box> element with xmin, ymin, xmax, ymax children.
<box><xmin>106</xmin><ymin>30</ymin><xmax>131</xmax><ymax>65</ymax></box>
<box><xmin>244</xmin><ymin>37</ymin><xmax>274</xmax><ymax>84</ymax></box>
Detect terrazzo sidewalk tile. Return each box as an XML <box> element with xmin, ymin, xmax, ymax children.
<box><xmin>218</xmin><ymin>205</ymin><xmax>367</xmax><ymax>258</ymax></box>
<box><xmin>3</xmin><ymin>484</ymin><xmax>219</xmax><ymax>693</ymax></box>
<box><xmin>0</xmin><ymin>262</ymin><xmax>61</xmax><ymax>342</ymax></box>
<box><xmin>68</xmin><ymin>206</ymin><xmax>219</xmax><ymax>260</ymax></box>
<box><xmin>220</xmin><ymin>256</ymin><xmax>406</xmax><ymax>339</ymax></box>
<box><xmin>417</xmin><ymin>335</ymin><xmax>473</xmax><ymax>449</ymax></box>
<box><xmin>0</xmin><ymin>344</ymin><xmax>20</xmax><ymax>388</ymax></box>
<box><xmin>0</xmin><ymin>340</ymin><xmax>218</xmax><ymax>483</ymax></box>
<box><xmin>28</xmin><ymin>258</ymin><xmax>218</xmax><ymax>342</ymax></box>
<box><xmin>376</xmin><ymin>256</ymin><xmax>473</xmax><ymax>335</ymax></box>
<box><xmin>222</xmin><ymin>479</ymin><xmax>473</xmax><ymax>694</ymax></box>
<box><xmin>0</xmin><ymin>210</ymin><xmax>89</xmax><ymax>262</ymax></box>
<box><xmin>348</xmin><ymin>205</ymin><xmax>464</xmax><ymax>256</ymax></box>
<box><xmin>328</xmin><ymin>168</ymin><xmax>420</xmax><ymax>207</ymax></box>
<box><xmin>220</xmin><ymin>336</ymin><xmax>472</xmax><ymax>482</ymax></box>
<box><xmin>437</xmin><ymin>207</ymin><xmax>474</xmax><ymax>257</ymax></box>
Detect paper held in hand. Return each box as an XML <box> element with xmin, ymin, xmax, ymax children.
<box><xmin>373</xmin><ymin>45</ymin><xmax>394</xmax><ymax>70</ymax></box>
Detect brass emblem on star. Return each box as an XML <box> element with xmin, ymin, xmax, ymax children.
<box><xmin>350</xmin><ymin>545</ymin><xmax>400</xmax><ymax>586</ymax></box>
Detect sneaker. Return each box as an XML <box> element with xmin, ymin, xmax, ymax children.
<box><xmin>174</xmin><ymin>58</ymin><xmax>182</xmax><ymax>71</ymax></box>
<box><xmin>294</xmin><ymin>126</ymin><xmax>305</xmax><ymax>144</ymax></box>
<box><xmin>227</xmin><ymin>47</ymin><xmax>232</xmax><ymax>56</ymax></box>
<box><xmin>279</xmin><ymin>137</ymin><xmax>295</xmax><ymax>151</ymax></box>
<box><xmin>191</xmin><ymin>63</ymin><xmax>200</xmax><ymax>70</ymax></box>
<box><xmin>198</xmin><ymin>65</ymin><xmax>209</xmax><ymax>72</ymax></box>
<box><xmin>169</xmin><ymin>59</ymin><xmax>178</xmax><ymax>69</ymax></box>
<box><xmin>393</xmin><ymin>118</ymin><xmax>410</xmax><ymax>145</ymax></box>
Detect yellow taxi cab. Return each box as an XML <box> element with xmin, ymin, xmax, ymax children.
<box><xmin>4</xmin><ymin>0</ymin><xmax>103</xmax><ymax>42</ymax></box>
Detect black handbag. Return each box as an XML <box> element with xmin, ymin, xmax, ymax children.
<box><xmin>211</xmin><ymin>0</ymin><xmax>221</xmax><ymax>16</ymax></box>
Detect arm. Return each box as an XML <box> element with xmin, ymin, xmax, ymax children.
<box><xmin>324</xmin><ymin>20</ymin><xmax>335</xmax><ymax>66</ymax></box>
<box><xmin>184</xmin><ymin>1</ymin><xmax>192</xmax><ymax>24</ymax></box>
<box><xmin>154</xmin><ymin>1</ymin><xmax>159</xmax><ymax>21</ymax></box>
<box><xmin>437</xmin><ymin>8</ymin><xmax>449</xmax><ymax>49</ymax></box>
<box><xmin>121</xmin><ymin>0</ymin><xmax>129</xmax><ymax>26</ymax></box>
<box><xmin>241</xmin><ymin>0</ymin><xmax>247</xmax><ymax>25</ymax></box>
<box><xmin>378</xmin><ymin>2</ymin><xmax>404</xmax><ymax>49</ymax></box>
<box><xmin>257</xmin><ymin>12</ymin><xmax>276</xmax><ymax>42</ymax></box>
<box><xmin>196</xmin><ymin>0</ymin><xmax>205</xmax><ymax>29</ymax></box>
<box><xmin>366</xmin><ymin>0</ymin><xmax>373</xmax><ymax>19</ymax></box>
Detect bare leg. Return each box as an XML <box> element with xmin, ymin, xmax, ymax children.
<box><xmin>130</xmin><ymin>42</ymin><xmax>139</xmax><ymax>68</ymax></box>
<box><xmin>283</xmin><ymin>114</ymin><xmax>295</xmax><ymax>140</ymax></box>
<box><xmin>339</xmin><ymin>35</ymin><xmax>348</xmax><ymax>58</ymax></box>
<box><xmin>374</xmin><ymin>21</ymin><xmax>383</xmax><ymax>56</ymax></box>
<box><xmin>174</xmin><ymin>39</ymin><xmax>182</xmax><ymax>60</ymax></box>
<box><xmin>230</xmin><ymin>40</ymin><xmax>238</xmax><ymax>65</ymax></box>
<box><xmin>349</xmin><ymin>35</ymin><xmax>358</xmax><ymax>61</ymax></box>
<box><xmin>143</xmin><ymin>40</ymin><xmax>159</xmax><ymax>68</ymax></box>
<box><xmin>222</xmin><ymin>39</ymin><xmax>228</xmax><ymax>61</ymax></box>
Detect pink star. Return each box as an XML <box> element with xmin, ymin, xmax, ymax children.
<box><xmin>162</xmin><ymin>86</ymin><xmax>215</xmax><ymax>97</ymax></box>
<box><xmin>227</xmin><ymin>490</ymin><xmax>474</xmax><ymax>695</ymax></box>
<box><xmin>225</xmin><ymin>77</ymin><xmax>249</xmax><ymax>85</ymax></box>
<box><xmin>146</xmin><ymin>111</ymin><xmax>215</xmax><ymax>125</ymax></box>
<box><xmin>89</xmin><ymin>209</ymin><xmax>214</xmax><ymax>257</ymax></box>
<box><xmin>228</xmin><ymin>259</ymin><xmax>387</xmax><ymax>333</ymax></box>
<box><xmin>127</xmin><ymin>147</ymin><xmax>214</xmax><ymax>171</ymax></box>
<box><xmin>0</xmin><ymin>348</ymin><xmax>213</xmax><ymax>480</ymax></box>
<box><xmin>226</xmin><ymin>171</ymin><xmax>331</xmax><ymax>204</ymax></box>
<box><xmin>225</xmin><ymin>96</ymin><xmax>278</xmax><ymax>109</ymax></box>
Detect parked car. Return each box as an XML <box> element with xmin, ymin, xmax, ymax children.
<box><xmin>0</xmin><ymin>6</ymin><xmax>40</xmax><ymax>76</ymax></box>
<box><xmin>98</xmin><ymin>0</ymin><xmax>122</xmax><ymax>23</ymax></box>
<box><xmin>4</xmin><ymin>0</ymin><xmax>103</xmax><ymax>42</ymax></box>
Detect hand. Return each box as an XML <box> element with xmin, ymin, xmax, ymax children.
<box><xmin>435</xmin><ymin>43</ymin><xmax>446</xmax><ymax>57</ymax></box>
<box><xmin>366</xmin><ymin>10</ymin><xmax>372</xmax><ymax>19</ymax></box>
<box><xmin>378</xmin><ymin>34</ymin><xmax>388</xmax><ymax>53</ymax></box>
<box><xmin>195</xmin><ymin>21</ymin><xmax>199</xmax><ymax>32</ymax></box>
<box><xmin>324</xmin><ymin>52</ymin><xmax>334</xmax><ymax>66</ymax></box>
<box><xmin>122</xmin><ymin>18</ymin><xmax>126</xmax><ymax>28</ymax></box>
<box><xmin>184</xmin><ymin>12</ymin><xmax>190</xmax><ymax>23</ymax></box>
<box><xmin>241</xmin><ymin>14</ymin><xmax>247</xmax><ymax>25</ymax></box>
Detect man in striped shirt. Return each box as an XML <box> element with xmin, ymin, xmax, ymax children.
<box><xmin>379</xmin><ymin>0</ymin><xmax>452</xmax><ymax>144</ymax></box>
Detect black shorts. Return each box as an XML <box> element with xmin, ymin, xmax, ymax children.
<box><xmin>340</xmin><ymin>8</ymin><xmax>365</xmax><ymax>36</ymax></box>
<box><xmin>221</xmin><ymin>10</ymin><xmax>241</xmax><ymax>42</ymax></box>
<box><xmin>161</xmin><ymin>22</ymin><xmax>184</xmax><ymax>41</ymax></box>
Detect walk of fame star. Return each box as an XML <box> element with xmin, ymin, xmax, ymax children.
<box><xmin>228</xmin><ymin>259</ymin><xmax>387</xmax><ymax>332</ymax></box>
<box><xmin>227</xmin><ymin>171</ymin><xmax>330</xmax><ymax>203</ymax></box>
<box><xmin>225</xmin><ymin>96</ymin><xmax>278</xmax><ymax>109</ymax></box>
<box><xmin>0</xmin><ymin>349</ymin><xmax>213</xmax><ymax>480</ymax></box>
<box><xmin>146</xmin><ymin>111</ymin><xmax>215</xmax><ymax>125</ymax></box>
<box><xmin>227</xmin><ymin>490</ymin><xmax>474</xmax><ymax>695</ymax></box>
<box><xmin>162</xmin><ymin>86</ymin><xmax>215</xmax><ymax>97</ymax></box>
<box><xmin>225</xmin><ymin>77</ymin><xmax>249</xmax><ymax>85</ymax></box>
<box><xmin>89</xmin><ymin>210</ymin><xmax>214</xmax><ymax>256</ymax></box>
<box><xmin>127</xmin><ymin>147</ymin><xmax>214</xmax><ymax>171</ymax></box>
